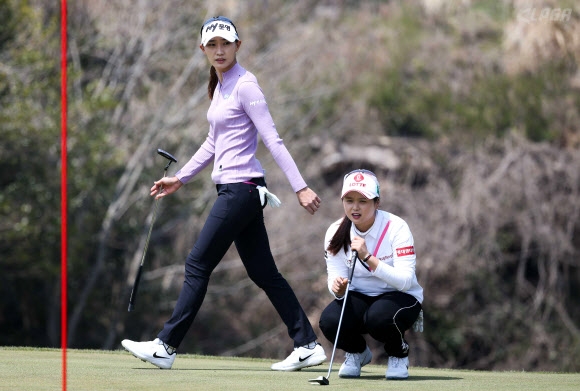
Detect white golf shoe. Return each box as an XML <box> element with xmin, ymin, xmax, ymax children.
<box><xmin>386</xmin><ymin>356</ymin><xmax>409</xmax><ymax>380</ymax></box>
<box><xmin>338</xmin><ymin>345</ymin><xmax>372</xmax><ymax>378</ymax></box>
<box><xmin>271</xmin><ymin>343</ymin><xmax>326</xmax><ymax>371</ymax></box>
<box><xmin>121</xmin><ymin>338</ymin><xmax>176</xmax><ymax>369</ymax></box>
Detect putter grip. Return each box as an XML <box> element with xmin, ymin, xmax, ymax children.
<box><xmin>128</xmin><ymin>266</ymin><xmax>143</xmax><ymax>312</ymax></box>
<box><xmin>348</xmin><ymin>250</ymin><xmax>357</xmax><ymax>282</ymax></box>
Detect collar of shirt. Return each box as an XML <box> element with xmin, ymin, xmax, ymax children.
<box><xmin>218</xmin><ymin>62</ymin><xmax>246</xmax><ymax>99</ymax></box>
<box><xmin>351</xmin><ymin>210</ymin><xmax>381</xmax><ymax>237</ymax></box>
<box><xmin>350</xmin><ymin>211</ymin><xmax>389</xmax><ymax>253</ymax></box>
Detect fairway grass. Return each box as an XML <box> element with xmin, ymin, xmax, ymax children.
<box><xmin>1</xmin><ymin>347</ymin><xmax>579</xmax><ymax>391</ymax></box>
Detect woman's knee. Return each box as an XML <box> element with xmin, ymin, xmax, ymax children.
<box><xmin>364</xmin><ymin>312</ymin><xmax>391</xmax><ymax>337</ymax></box>
<box><xmin>319</xmin><ymin>303</ymin><xmax>340</xmax><ymax>334</ymax></box>
<box><xmin>247</xmin><ymin>265</ymin><xmax>285</xmax><ymax>289</ymax></box>
<box><xmin>184</xmin><ymin>250</ymin><xmax>214</xmax><ymax>280</ymax></box>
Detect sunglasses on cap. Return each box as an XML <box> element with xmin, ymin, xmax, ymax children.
<box><xmin>200</xmin><ymin>16</ymin><xmax>238</xmax><ymax>35</ymax></box>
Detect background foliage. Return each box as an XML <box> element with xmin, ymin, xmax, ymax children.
<box><xmin>1</xmin><ymin>0</ymin><xmax>579</xmax><ymax>372</ymax></box>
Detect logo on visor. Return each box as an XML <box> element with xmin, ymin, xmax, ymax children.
<box><xmin>205</xmin><ymin>22</ymin><xmax>231</xmax><ymax>33</ymax></box>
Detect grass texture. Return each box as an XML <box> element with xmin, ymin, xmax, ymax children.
<box><xmin>1</xmin><ymin>347</ymin><xmax>579</xmax><ymax>391</ymax></box>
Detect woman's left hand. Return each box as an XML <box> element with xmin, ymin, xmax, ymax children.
<box><xmin>296</xmin><ymin>187</ymin><xmax>322</xmax><ymax>215</ymax></box>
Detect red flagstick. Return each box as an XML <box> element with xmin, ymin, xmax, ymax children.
<box><xmin>60</xmin><ymin>1</ymin><xmax>68</xmax><ymax>390</ymax></box>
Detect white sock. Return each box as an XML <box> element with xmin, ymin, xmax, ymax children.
<box><xmin>161</xmin><ymin>341</ymin><xmax>176</xmax><ymax>355</ymax></box>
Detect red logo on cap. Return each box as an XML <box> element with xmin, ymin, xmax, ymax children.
<box><xmin>354</xmin><ymin>173</ymin><xmax>365</xmax><ymax>182</ymax></box>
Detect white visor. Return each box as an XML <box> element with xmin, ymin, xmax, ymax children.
<box><xmin>201</xmin><ymin>21</ymin><xmax>239</xmax><ymax>46</ymax></box>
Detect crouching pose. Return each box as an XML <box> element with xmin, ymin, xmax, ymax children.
<box><xmin>319</xmin><ymin>169</ymin><xmax>423</xmax><ymax>380</ymax></box>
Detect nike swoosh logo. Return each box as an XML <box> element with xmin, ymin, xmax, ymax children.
<box><xmin>153</xmin><ymin>352</ymin><xmax>169</xmax><ymax>359</ymax></box>
<box><xmin>299</xmin><ymin>353</ymin><xmax>314</xmax><ymax>362</ymax></box>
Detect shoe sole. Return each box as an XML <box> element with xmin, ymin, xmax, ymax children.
<box><xmin>131</xmin><ymin>353</ymin><xmax>171</xmax><ymax>369</ymax></box>
<box><xmin>127</xmin><ymin>352</ymin><xmax>172</xmax><ymax>369</ymax></box>
<box><xmin>122</xmin><ymin>342</ymin><xmax>172</xmax><ymax>370</ymax></box>
<box><xmin>271</xmin><ymin>356</ymin><xmax>327</xmax><ymax>372</ymax></box>
<box><xmin>271</xmin><ymin>361</ymin><xmax>325</xmax><ymax>371</ymax></box>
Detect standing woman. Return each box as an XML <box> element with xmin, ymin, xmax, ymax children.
<box><xmin>319</xmin><ymin>169</ymin><xmax>423</xmax><ymax>380</ymax></box>
<box><xmin>122</xmin><ymin>16</ymin><xmax>326</xmax><ymax>371</ymax></box>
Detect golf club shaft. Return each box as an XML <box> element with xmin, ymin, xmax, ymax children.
<box><xmin>325</xmin><ymin>284</ymin><xmax>350</xmax><ymax>378</ymax></box>
<box><xmin>128</xmin><ymin>196</ymin><xmax>161</xmax><ymax>311</ymax></box>
<box><xmin>325</xmin><ymin>250</ymin><xmax>358</xmax><ymax>378</ymax></box>
<box><xmin>127</xmin><ymin>166</ymin><xmax>168</xmax><ymax>312</ymax></box>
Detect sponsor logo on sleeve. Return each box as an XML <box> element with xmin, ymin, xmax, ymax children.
<box><xmin>396</xmin><ymin>246</ymin><xmax>415</xmax><ymax>257</ymax></box>
<box><xmin>379</xmin><ymin>254</ymin><xmax>393</xmax><ymax>261</ymax></box>
<box><xmin>249</xmin><ymin>99</ymin><xmax>267</xmax><ymax>106</ymax></box>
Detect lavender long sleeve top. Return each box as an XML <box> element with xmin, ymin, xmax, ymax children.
<box><xmin>175</xmin><ymin>63</ymin><xmax>308</xmax><ymax>193</ymax></box>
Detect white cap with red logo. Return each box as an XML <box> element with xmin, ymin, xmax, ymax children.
<box><xmin>341</xmin><ymin>170</ymin><xmax>380</xmax><ymax>199</ymax></box>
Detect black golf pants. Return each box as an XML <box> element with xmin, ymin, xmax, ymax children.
<box><xmin>158</xmin><ymin>178</ymin><xmax>317</xmax><ymax>349</ymax></box>
<box><xmin>319</xmin><ymin>290</ymin><xmax>421</xmax><ymax>358</ymax></box>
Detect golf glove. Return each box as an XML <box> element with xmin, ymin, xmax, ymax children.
<box><xmin>257</xmin><ymin>186</ymin><xmax>281</xmax><ymax>208</ymax></box>
<box><xmin>412</xmin><ymin>310</ymin><xmax>424</xmax><ymax>332</ymax></box>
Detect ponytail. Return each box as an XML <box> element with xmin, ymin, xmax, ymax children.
<box><xmin>208</xmin><ymin>66</ymin><xmax>218</xmax><ymax>100</ymax></box>
<box><xmin>327</xmin><ymin>216</ymin><xmax>352</xmax><ymax>256</ymax></box>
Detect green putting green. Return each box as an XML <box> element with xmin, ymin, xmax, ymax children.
<box><xmin>1</xmin><ymin>347</ymin><xmax>579</xmax><ymax>391</ymax></box>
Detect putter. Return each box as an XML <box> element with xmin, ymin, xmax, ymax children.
<box><xmin>128</xmin><ymin>148</ymin><xmax>177</xmax><ymax>312</ymax></box>
<box><xmin>309</xmin><ymin>250</ymin><xmax>358</xmax><ymax>386</ymax></box>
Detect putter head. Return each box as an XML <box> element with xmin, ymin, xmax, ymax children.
<box><xmin>308</xmin><ymin>376</ymin><xmax>329</xmax><ymax>386</ymax></box>
<box><xmin>157</xmin><ymin>148</ymin><xmax>177</xmax><ymax>163</ymax></box>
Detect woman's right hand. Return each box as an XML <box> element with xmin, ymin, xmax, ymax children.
<box><xmin>296</xmin><ymin>187</ymin><xmax>322</xmax><ymax>215</ymax></box>
<box><xmin>150</xmin><ymin>176</ymin><xmax>183</xmax><ymax>199</ymax></box>
<box><xmin>331</xmin><ymin>276</ymin><xmax>348</xmax><ymax>297</ymax></box>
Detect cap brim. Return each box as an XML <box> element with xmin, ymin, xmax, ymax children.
<box><xmin>341</xmin><ymin>189</ymin><xmax>374</xmax><ymax>199</ymax></box>
<box><xmin>201</xmin><ymin>32</ymin><xmax>238</xmax><ymax>46</ymax></box>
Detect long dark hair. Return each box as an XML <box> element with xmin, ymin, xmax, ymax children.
<box><xmin>327</xmin><ymin>216</ymin><xmax>352</xmax><ymax>256</ymax></box>
<box><xmin>208</xmin><ymin>66</ymin><xmax>218</xmax><ymax>100</ymax></box>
